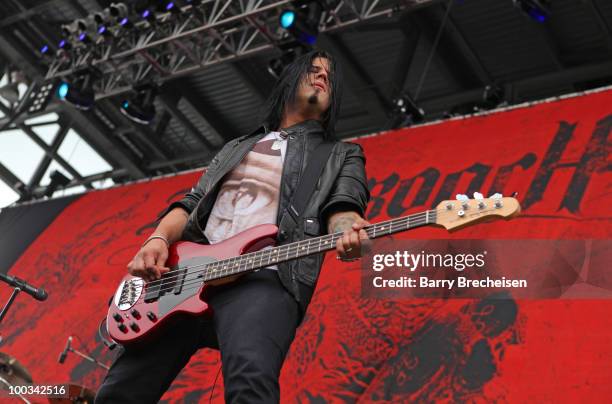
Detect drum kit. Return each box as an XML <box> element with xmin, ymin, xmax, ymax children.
<box><xmin>0</xmin><ymin>351</ymin><xmax>97</xmax><ymax>404</ymax></box>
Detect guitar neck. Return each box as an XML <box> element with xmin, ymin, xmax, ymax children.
<box><xmin>203</xmin><ymin>209</ymin><xmax>437</xmax><ymax>282</ymax></box>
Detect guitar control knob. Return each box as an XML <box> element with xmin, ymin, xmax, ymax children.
<box><xmin>129</xmin><ymin>322</ymin><xmax>140</xmax><ymax>332</ymax></box>
<box><xmin>131</xmin><ymin>309</ymin><xmax>141</xmax><ymax>319</ymax></box>
<box><xmin>118</xmin><ymin>324</ymin><xmax>128</xmax><ymax>333</ymax></box>
<box><xmin>113</xmin><ymin>313</ymin><xmax>123</xmax><ymax>323</ymax></box>
<box><xmin>147</xmin><ymin>311</ymin><xmax>157</xmax><ymax>322</ymax></box>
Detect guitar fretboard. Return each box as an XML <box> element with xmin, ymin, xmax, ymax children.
<box><xmin>202</xmin><ymin>209</ymin><xmax>437</xmax><ymax>282</ymax></box>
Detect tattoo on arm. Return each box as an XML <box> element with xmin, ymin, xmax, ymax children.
<box><xmin>329</xmin><ymin>212</ymin><xmax>360</xmax><ymax>233</ymax></box>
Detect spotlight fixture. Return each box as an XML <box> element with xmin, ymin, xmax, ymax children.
<box><xmin>482</xmin><ymin>84</ymin><xmax>506</xmax><ymax>109</ymax></box>
<box><xmin>27</xmin><ymin>81</ymin><xmax>58</xmax><ymax>114</ymax></box>
<box><xmin>389</xmin><ymin>93</ymin><xmax>425</xmax><ymax>128</ymax></box>
<box><xmin>134</xmin><ymin>0</ymin><xmax>164</xmax><ymax>22</ymax></box>
<box><xmin>513</xmin><ymin>0</ymin><xmax>551</xmax><ymax>23</ymax></box>
<box><xmin>106</xmin><ymin>3</ymin><xmax>133</xmax><ymax>28</ymax></box>
<box><xmin>44</xmin><ymin>170</ymin><xmax>72</xmax><ymax>198</ymax></box>
<box><xmin>58</xmin><ymin>40</ymin><xmax>71</xmax><ymax>50</ymax></box>
<box><xmin>120</xmin><ymin>85</ymin><xmax>157</xmax><ymax>124</ymax></box>
<box><xmin>61</xmin><ymin>21</ymin><xmax>78</xmax><ymax>38</ymax></box>
<box><xmin>279</xmin><ymin>1</ymin><xmax>323</xmax><ymax>45</ymax></box>
<box><xmin>76</xmin><ymin>16</ymin><xmax>96</xmax><ymax>34</ymax></box>
<box><xmin>164</xmin><ymin>0</ymin><xmax>193</xmax><ymax>12</ymax></box>
<box><xmin>57</xmin><ymin>72</ymin><xmax>96</xmax><ymax>110</ymax></box>
<box><xmin>0</xmin><ymin>70</ymin><xmax>27</xmax><ymax>104</ymax></box>
<box><xmin>93</xmin><ymin>9</ymin><xmax>111</xmax><ymax>27</ymax></box>
<box><xmin>110</xmin><ymin>3</ymin><xmax>129</xmax><ymax>22</ymax></box>
<box><xmin>0</xmin><ymin>82</ymin><xmax>19</xmax><ymax>104</ymax></box>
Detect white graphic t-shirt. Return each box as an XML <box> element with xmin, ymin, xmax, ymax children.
<box><xmin>204</xmin><ymin>132</ymin><xmax>287</xmax><ymax>249</ymax></box>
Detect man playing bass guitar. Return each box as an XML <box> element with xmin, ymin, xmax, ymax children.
<box><xmin>95</xmin><ymin>50</ymin><xmax>371</xmax><ymax>403</ymax></box>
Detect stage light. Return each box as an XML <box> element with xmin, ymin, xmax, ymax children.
<box><xmin>482</xmin><ymin>84</ymin><xmax>506</xmax><ymax>109</ymax></box>
<box><xmin>280</xmin><ymin>10</ymin><xmax>295</xmax><ymax>28</ymax></box>
<box><xmin>390</xmin><ymin>93</ymin><xmax>425</xmax><ymax>128</ymax></box>
<box><xmin>513</xmin><ymin>0</ymin><xmax>551</xmax><ymax>23</ymax></box>
<box><xmin>135</xmin><ymin>0</ymin><xmax>161</xmax><ymax>21</ymax></box>
<box><xmin>40</xmin><ymin>45</ymin><xmax>49</xmax><ymax>54</ymax></box>
<box><xmin>278</xmin><ymin>2</ymin><xmax>322</xmax><ymax>45</ymax></box>
<box><xmin>44</xmin><ymin>170</ymin><xmax>72</xmax><ymax>197</ymax></box>
<box><xmin>57</xmin><ymin>82</ymin><xmax>69</xmax><ymax>99</ymax></box>
<box><xmin>76</xmin><ymin>17</ymin><xmax>96</xmax><ymax>33</ymax></box>
<box><xmin>0</xmin><ymin>83</ymin><xmax>19</xmax><ymax>104</ymax></box>
<box><xmin>27</xmin><ymin>81</ymin><xmax>58</xmax><ymax>114</ymax></box>
<box><xmin>61</xmin><ymin>22</ymin><xmax>78</xmax><ymax>37</ymax></box>
<box><xmin>0</xmin><ymin>70</ymin><xmax>26</xmax><ymax>104</ymax></box>
<box><xmin>57</xmin><ymin>73</ymin><xmax>95</xmax><ymax>110</ymax></box>
<box><xmin>110</xmin><ymin>3</ymin><xmax>129</xmax><ymax>21</ymax></box>
<box><xmin>120</xmin><ymin>86</ymin><xmax>157</xmax><ymax>124</ymax></box>
<box><xmin>93</xmin><ymin>9</ymin><xmax>111</xmax><ymax>27</ymax></box>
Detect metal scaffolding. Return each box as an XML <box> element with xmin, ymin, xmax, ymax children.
<box><xmin>44</xmin><ymin>0</ymin><xmax>440</xmax><ymax>98</ymax></box>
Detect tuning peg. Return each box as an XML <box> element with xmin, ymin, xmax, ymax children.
<box><xmin>489</xmin><ymin>193</ymin><xmax>503</xmax><ymax>208</ymax></box>
<box><xmin>456</xmin><ymin>194</ymin><xmax>469</xmax><ymax>209</ymax></box>
<box><xmin>473</xmin><ymin>192</ymin><xmax>484</xmax><ymax>200</ymax></box>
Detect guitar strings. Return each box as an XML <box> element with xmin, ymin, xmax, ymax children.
<box><xmin>135</xmin><ymin>209</ymin><xmax>438</xmax><ymax>289</ymax></box>
<box><xmin>128</xmin><ymin>209</ymin><xmax>471</xmax><ymax>301</ymax></box>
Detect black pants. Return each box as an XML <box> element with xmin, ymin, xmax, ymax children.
<box><xmin>95</xmin><ymin>269</ymin><xmax>300</xmax><ymax>403</ymax></box>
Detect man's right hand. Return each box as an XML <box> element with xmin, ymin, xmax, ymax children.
<box><xmin>127</xmin><ymin>239</ymin><xmax>171</xmax><ymax>282</ymax></box>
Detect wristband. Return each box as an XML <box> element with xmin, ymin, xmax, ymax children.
<box><xmin>142</xmin><ymin>235</ymin><xmax>170</xmax><ymax>248</ymax></box>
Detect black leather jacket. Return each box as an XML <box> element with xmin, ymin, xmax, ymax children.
<box><xmin>163</xmin><ymin>120</ymin><xmax>370</xmax><ymax>316</ymax></box>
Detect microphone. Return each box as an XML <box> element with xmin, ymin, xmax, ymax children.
<box><xmin>0</xmin><ymin>272</ymin><xmax>48</xmax><ymax>301</ymax></box>
<box><xmin>58</xmin><ymin>336</ymin><xmax>72</xmax><ymax>364</ymax></box>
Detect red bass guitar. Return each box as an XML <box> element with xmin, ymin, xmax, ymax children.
<box><xmin>107</xmin><ymin>194</ymin><xmax>520</xmax><ymax>344</ymax></box>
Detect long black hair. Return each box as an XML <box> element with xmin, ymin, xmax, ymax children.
<box><xmin>260</xmin><ymin>50</ymin><xmax>343</xmax><ymax>138</ymax></box>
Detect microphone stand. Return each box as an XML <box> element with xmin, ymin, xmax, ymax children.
<box><xmin>0</xmin><ymin>286</ymin><xmax>21</xmax><ymax>324</ymax></box>
<box><xmin>0</xmin><ymin>272</ymin><xmax>47</xmax><ymax>325</ymax></box>
<box><xmin>65</xmin><ymin>346</ymin><xmax>110</xmax><ymax>371</ymax></box>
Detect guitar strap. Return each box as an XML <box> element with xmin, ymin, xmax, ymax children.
<box><xmin>280</xmin><ymin>139</ymin><xmax>335</xmax><ymax>234</ymax></box>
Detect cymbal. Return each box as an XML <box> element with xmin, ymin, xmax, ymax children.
<box><xmin>48</xmin><ymin>384</ymin><xmax>96</xmax><ymax>404</ymax></box>
<box><xmin>0</xmin><ymin>352</ymin><xmax>33</xmax><ymax>388</ymax></box>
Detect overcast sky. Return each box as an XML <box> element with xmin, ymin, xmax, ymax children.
<box><xmin>0</xmin><ymin>111</ymin><xmax>113</xmax><ymax>210</ymax></box>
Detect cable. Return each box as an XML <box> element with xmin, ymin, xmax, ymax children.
<box><xmin>98</xmin><ymin>317</ymin><xmax>118</xmax><ymax>350</ymax></box>
<box><xmin>209</xmin><ymin>361</ymin><xmax>222</xmax><ymax>403</ymax></box>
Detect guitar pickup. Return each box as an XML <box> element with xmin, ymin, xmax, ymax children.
<box><xmin>174</xmin><ymin>267</ymin><xmax>187</xmax><ymax>295</ymax></box>
<box><xmin>144</xmin><ymin>281</ymin><xmax>161</xmax><ymax>303</ymax></box>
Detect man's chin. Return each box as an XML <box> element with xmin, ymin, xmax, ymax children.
<box><xmin>307</xmin><ymin>94</ymin><xmax>319</xmax><ymax>104</ymax></box>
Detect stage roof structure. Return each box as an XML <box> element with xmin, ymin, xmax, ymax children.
<box><xmin>1</xmin><ymin>0</ymin><xmax>611</xmax><ymax>206</ymax></box>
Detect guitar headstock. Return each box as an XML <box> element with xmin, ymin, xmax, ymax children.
<box><xmin>435</xmin><ymin>193</ymin><xmax>521</xmax><ymax>231</ymax></box>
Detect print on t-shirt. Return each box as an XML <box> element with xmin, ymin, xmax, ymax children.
<box><xmin>204</xmin><ymin>135</ymin><xmax>285</xmax><ymax>245</ymax></box>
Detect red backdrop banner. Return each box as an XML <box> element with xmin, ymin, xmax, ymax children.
<box><xmin>1</xmin><ymin>89</ymin><xmax>610</xmax><ymax>403</ymax></box>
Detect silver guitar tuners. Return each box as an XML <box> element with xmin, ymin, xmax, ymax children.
<box><xmin>491</xmin><ymin>193</ymin><xmax>503</xmax><ymax>208</ymax></box>
<box><xmin>473</xmin><ymin>192</ymin><xmax>485</xmax><ymax>209</ymax></box>
<box><xmin>456</xmin><ymin>194</ymin><xmax>469</xmax><ymax>210</ymax></box>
